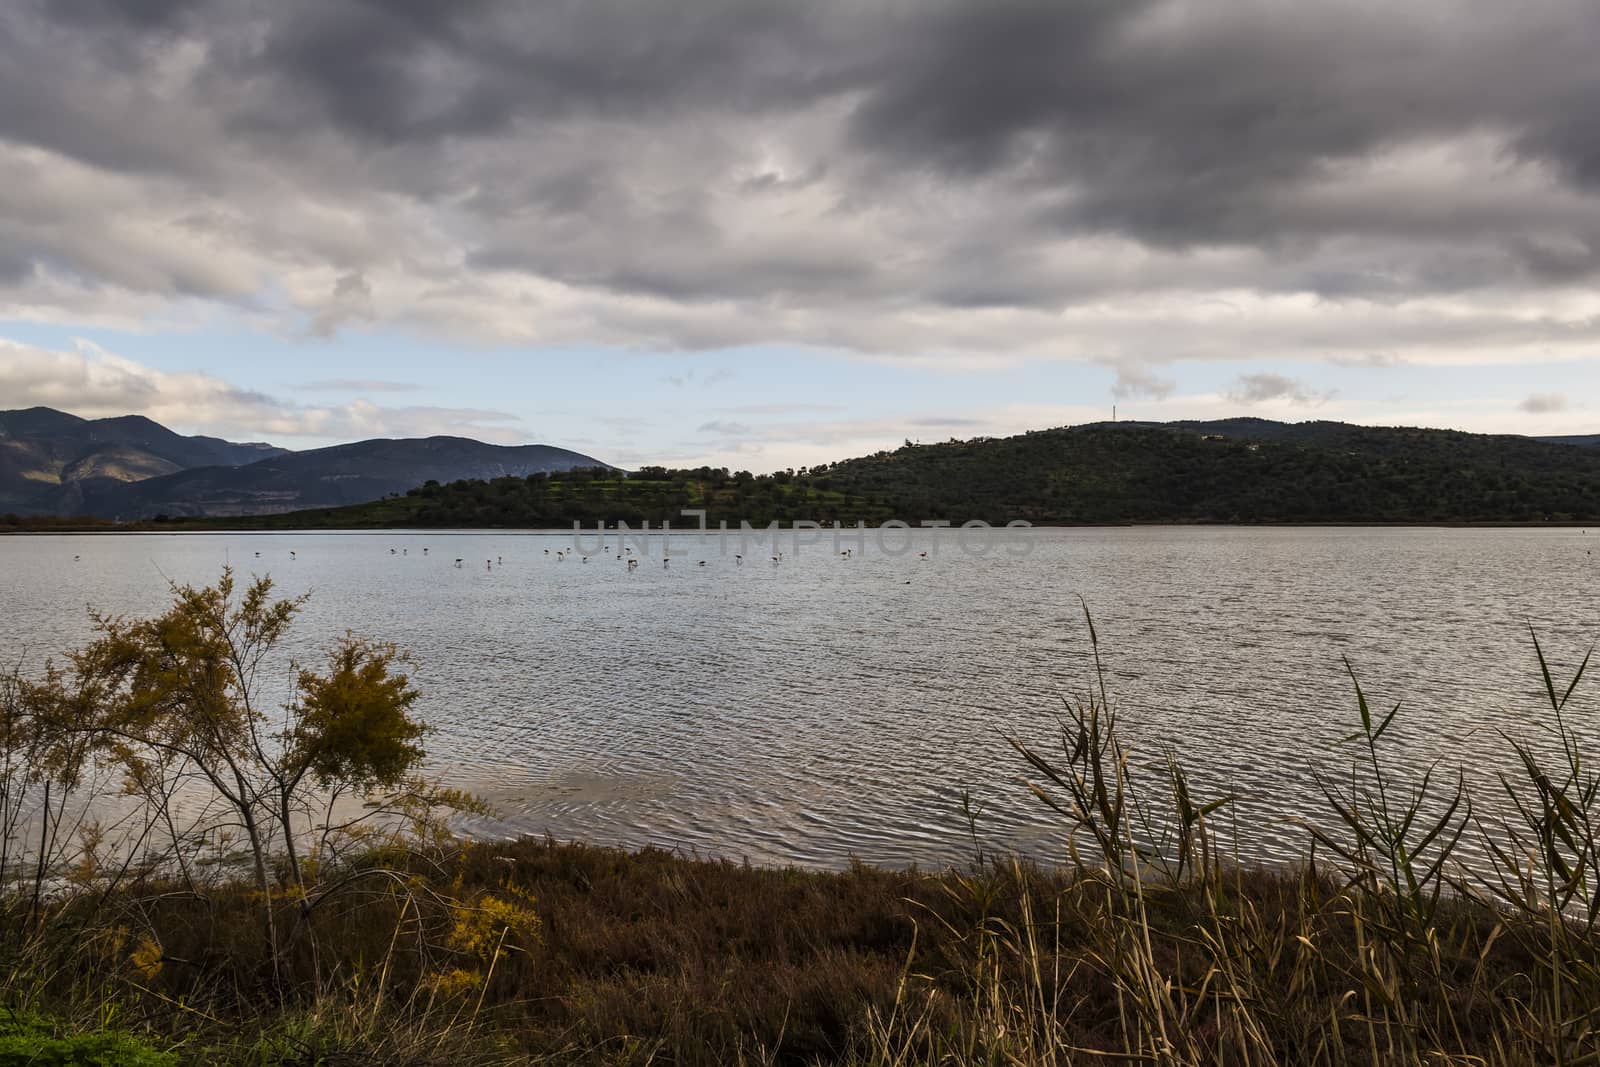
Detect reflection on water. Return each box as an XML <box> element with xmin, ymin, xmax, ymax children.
<box><xmin>3</xmin><ymin>526</ymin><xmax>1598</xmax><ymax>870</ymax></box>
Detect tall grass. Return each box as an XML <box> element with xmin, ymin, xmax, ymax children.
<box><xmin>3</xmin><ymin>610</ymin><xmax>1600</xmax><ymax>1064</ymax></box>
<box><xmin>858</xmin><ymin>611</ymin><xmax>1600</xmax><ymax>1066</ymax></box>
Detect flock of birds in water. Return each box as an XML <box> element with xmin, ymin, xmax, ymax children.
<box><xmin>69</xmin><ymin>544</ymin><xmax>939</xmax><ymax>584</ymax></box>
<box><xmin>252</xmin><ymin>544</ymin><xmax>929</xmax><ymax>571</ymax></box>
<box><xmin>63</xmin><ymin>532</ymin><xmax>1596</xmax><ymax>571</ymax></box>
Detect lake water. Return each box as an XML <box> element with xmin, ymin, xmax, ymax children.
<box><xmin>4</xmin><ymin>527</ymin><xmax>1598</xmax><ymax>870</ymax></box>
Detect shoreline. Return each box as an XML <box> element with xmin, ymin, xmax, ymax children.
<box><xmin>4</xmin><ymin>518</ymin><xmax>1597</xmax><ymax>534</ymax></box>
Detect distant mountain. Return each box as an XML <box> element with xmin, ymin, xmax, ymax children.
<box><xmin>1539</xmin><ymin>434</ymin><xmax>1600</xmax><ymax>449</ymax></box>
<box><xmin>81</xmin><ymin>436</ymin><xmax>614</xmax><ymax>519</ymax></box>
<box><xmin>1</xmin><ymin>407</ymin><xmax>286</xmax><ymax>515</ymax></box>
<box><xmin>161</xmin><ymin>417</ymin><xmax>1600</xmax><ymax>529</ymax></box>
<box><xmin>11</xmin><ymin>408</ymin><xmax>1600</xmax><ymax>525</ymax></box>
<box><xmin>0</xmin><ymin>407</ymin><xmax>613</xmax><ymax>519</ymax></box>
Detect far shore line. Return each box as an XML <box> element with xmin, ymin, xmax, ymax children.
<box><xmin>5</xmin><ymin>519</ymin><xmax>1597</xmax><ymax>535</ymax></box>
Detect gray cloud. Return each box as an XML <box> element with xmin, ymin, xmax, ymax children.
<box><xmin>1112</xmin><ymin>364</ymin><xmax>1176</xmax><ymax>401</ymax></box>
<box><xmin>1227</xmin><ymin>373</ymin><xmax>1333</xmax><ymax>407</ymax></box>
<box><xmin>698</xmin><ymin>420</ymin><xmax>753</xmax><ymax>436</ymax></box>
<box><xmin>3</xmin><ymin>0</ymin><xmax>1600</xmax><ymax>375</ymax></box>
<box><xmin>308</xmin><ymin>271</ymin><xmax>375</xmax><ymax>338</ymax></box>
<box><xmin>1519</xmin><ymin>392</ymin><xmax>1569</xmax><ymax>414</ymax></box>
<box><xmin>1329</xmin><ymin>352</ymin><xmax>1407</xmax><ymax>369</ymax></box>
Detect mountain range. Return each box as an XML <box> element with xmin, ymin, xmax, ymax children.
<box><xmin>7</xmin><ymin>407</ymin><xmax>1600</xmax><ymax>525</ymax></box>
<box><xmin>0</xmin><ymin>407</ymin><xmax>610</xmax><ymax>519</ymax></box>
<box><xmin>142</xmin><ymin>414</ymin><xmax>1600</xmax><ymax>530</ymax></box>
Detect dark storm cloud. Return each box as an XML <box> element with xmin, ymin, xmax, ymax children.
<box><xmin>2</xmin><ymin>0</ymin><xmax>1600</xmax><ymax>360</ymax></box>
<box><xmin>38</xmin><ymin>0</ymin><xmax>203</xmax><ymax>30</ymax></box>
<box><xmin>234</xmin><ymin>0</ymin><xmax>863</xmax><ymax>143</ymax></box>
<box><xmin>849</xmin><ymin>2</ymin><xmax>1600</xmax><ymax>250</ymax></box>
<box><xmin>0</xmin><ymin>247</ymin><xmax>33</xmax><ymax>285</ymax></box>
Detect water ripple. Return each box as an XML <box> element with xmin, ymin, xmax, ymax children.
<box><xmin>4</xmin><ymin>526</ymin><xmax>1598</xmax><ymax>871</ymax></box>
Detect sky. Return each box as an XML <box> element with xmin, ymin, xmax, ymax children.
<box><xmin>2</xmin><ymin>0</ymin><xmax>1599</xmax><ymax>472</ymax></box>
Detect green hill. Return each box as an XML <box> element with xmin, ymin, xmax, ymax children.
<box><xmin>126</xmin><ymin>418</ymin><xmax>1600</xmax><ymax>530</ymax></box>
<box><xmin>814</xmin><ymin>420</ymin><xmax>1600</xmax><ymax>523</ymax></box>
<box><xmin>161</xmin><ymin>465</ymin><xmax>898</xmax><ymax>530</ymax></box>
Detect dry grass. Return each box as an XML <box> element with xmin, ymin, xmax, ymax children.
<box><xmin>0</xmin><ymin>832</ymin><xmax>1587</xmax><ymax>1065</ymax></box>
